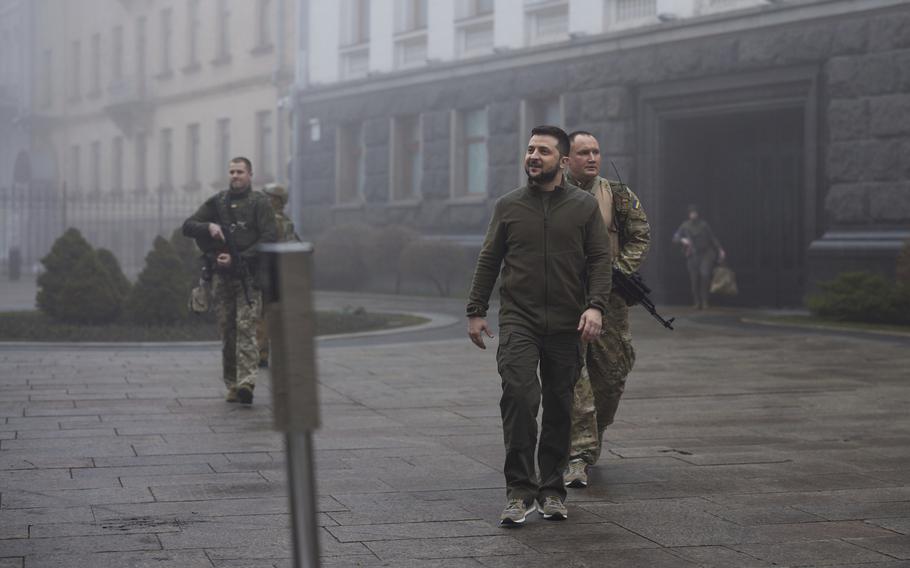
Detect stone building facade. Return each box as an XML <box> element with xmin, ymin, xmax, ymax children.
<box><xmin>10</xmin><ymin>0</ymin><xmax>295</xmax><ymax>274</ymax></box>
<box><xmin>294</xmin><ymin>0</ymin><xmax>910</xmax><ymax>307</ymax></box>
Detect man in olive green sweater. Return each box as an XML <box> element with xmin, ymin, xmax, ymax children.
<box><xmin>467</xmin><ymin>126</ymin><xmax>613</xmax><ymax>527</ymax></box>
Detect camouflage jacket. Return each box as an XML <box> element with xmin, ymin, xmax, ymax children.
<box><xmin>673</xmin><ymin>219</ymin><xmax>721</xmax><ymax>254</ymax></box>
<box><xmin>275</xmin><ymin>211</ymin><xmax>301</xmax><ymax>243</ymax></box>
<box><xmin>565</xmin><ymin>172</ymin><xmax>651</xmax><ymax>275</ymax></box>
<box><xmin>182</xmin><ymin>187</ymin><xmax>278</xmax><ymax>263</ymax></box>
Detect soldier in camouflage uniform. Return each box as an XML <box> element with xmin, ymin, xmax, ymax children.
<box><xmin>256</xmin><ymin>183</ymin><xmax>300</xmax><ymax>367</ymax></box>
<box><xmin>673</xmin><ymin>204</ymin><xmax>725</xmax><ymax>309</ymax></box>
<box><xmin>563</xmin><ymin>132</ymin><xmax>651</xmax><ymax>488</ymax></box>
<box><xmin>182</xmin><ymin>157</ymin><xmax>278</xmax><ymax>405</ymax></box>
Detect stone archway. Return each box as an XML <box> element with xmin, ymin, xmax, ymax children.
<box><xmin>638</xmin><ymin>67</ymin><xmax>821</xmax><ymax>307</ymax></box>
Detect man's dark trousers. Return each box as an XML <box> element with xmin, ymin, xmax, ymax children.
<box><xmin>497</xmin><ymin>327</ymin><xmax>582</xmax><ymax>504</ymax></box>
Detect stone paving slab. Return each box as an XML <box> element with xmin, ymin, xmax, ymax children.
<box><xmin>1</xmin><ymin>299</ymin><xmax>909</xmax><ymax>566</ymax></box>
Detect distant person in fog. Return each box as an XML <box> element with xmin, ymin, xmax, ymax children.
<box><xmin>673</xmin><ymin>204</ymin><xmax>725</xmax><ymax>309</ymax></box>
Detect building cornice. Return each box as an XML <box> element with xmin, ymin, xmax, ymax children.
<box><xmin>298</xmin><ymin>0</ymin><xmax>907</xmax><ymax>104</ymax></box>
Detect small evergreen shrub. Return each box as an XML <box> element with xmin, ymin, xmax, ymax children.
<box><xmin>57</xmin><ymin>251</ymin><xmax>124</xmax><ymax>324</ymax></box>
<box><xmin>808</xmin><ymin>271</ymin><xmax>910</xmax><ymax>325</ymax></box>
<box><xmin>37</xmin><ymin>228</ymin><xmax>95</xmax><ymax>319</ymax></box>
<box><xmin>96</xmin><ymin>248</ymin><xmax>132</xmax><ymax>304</ymax></box>
<box><xmin>314</xmin><ymin>223</ymin><xmax>377</xmax><ymax>290</ymax></box>
<box><xmin>127</xmin><ymin>236</ymin><xmax>190</xmax><ymax>324</ymax></box>
<box><xmin>170</xmin><ymin>227</ymin><xmax>202</xmax><ymax>288</ymax></box>
<box><xmin>399</xmin><ymin>238</ymin><xmax>467</xmax><ymax>297</ymax></box>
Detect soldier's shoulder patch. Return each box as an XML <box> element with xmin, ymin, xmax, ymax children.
<box><xmin>631</xmin><ymin>196</ymin><xmax>641</xmax><ymax>210</ymax></box>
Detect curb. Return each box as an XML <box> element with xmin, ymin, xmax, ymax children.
<box><xmin>0</xmin><ymin>311</ymin><xmax>459</xmax><ymax>349</ymax></box>
<box><xmin>740</xmin><ymin>316</ymin><xmax>910</xmax><ymax>339</ymax></box>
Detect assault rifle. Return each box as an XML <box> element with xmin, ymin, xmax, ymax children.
<box><xmin>214</xmin><ymin>194</ymin><xmax>253</xmax><ymax>307</ymax></box>
<box><xmin>612</xmin><ymin>267</ymin><xmax>675</xmax><ymax>330</ymax></box>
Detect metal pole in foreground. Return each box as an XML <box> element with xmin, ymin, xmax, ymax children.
<box><xmin>259</xmin><ymin>242</ymin><xmax>321</xmax><ymax>568</ymax></box>
<box><xmin>286</xmin><ymin>432</ymin><xmax>319</xmax><ymax>568</ymax></box>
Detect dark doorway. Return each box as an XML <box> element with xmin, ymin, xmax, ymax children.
<box><xmin>661</xmin><ymin>107</ymin><xmax>805</xmax><ymax>307</ymax></box>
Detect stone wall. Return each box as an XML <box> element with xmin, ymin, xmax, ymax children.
<box><xmin>296</xmin><ymin>4</ymin><xmax>910</xmax><ymax>284</ymax></box>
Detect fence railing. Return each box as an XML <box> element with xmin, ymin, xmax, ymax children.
<box><xmin>1</xmin><ymin>186</ymin><xmax>208</xmax><ymax>277</ymax></box>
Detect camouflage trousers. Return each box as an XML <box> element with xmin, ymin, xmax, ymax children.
<box><xmin>256</xmin><ymin>307</ymin><xmax>270</xmax><ymax>365</ymax></box>
<box><xmin>213</xmin><ymin>273</ymin><xmax>262</xmax><ymax>390</ymax></box>
<box><xmin>569</xmin><ymin>292</ymin><xmax>636</xmax><ymax>465</ymax></box>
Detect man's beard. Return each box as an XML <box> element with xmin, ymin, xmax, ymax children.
<box><xmin>230</xmin><ymin>180</ymin><xmax>250</xmax><ymax>192</ymax></box>
<box><xmin>525</xmin><ymin>162</ymin><xmax>560</xmax><ymax>185</ymax></box>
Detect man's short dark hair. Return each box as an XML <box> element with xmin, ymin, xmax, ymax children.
<box><xmin>230</xmin><ymin>156</ymin><xmax>253</xmax><ymax>174</ymax></box>
<box><xmin>568</xmin><ymin>130</ymin><xmax>597</xmax><ymax>146</ymax></box>
<box><xmin>531</xmin><ymin>125</ymin><xmax>570</xmax><ymax>157</ymax></box>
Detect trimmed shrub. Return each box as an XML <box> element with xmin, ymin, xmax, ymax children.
<box><xmin>808</xmin><ymin>271</ymin><xmax>910</xmax><ymax>325</ymax></box>
<box><xmin>96</xmin><ymin>248</ymin><xmax>132</xmax><ymax>304</ymax></box>
<box><xmin>169</xmin><ymin>227</ymin><xmax>202</xmax><ymax>288</ymax></box>
<box><xmin>364</xmin><ymin>224</ymin><xmax>419</xmax><ymax>294</ymax></box>
<box><xmin>57</xmin><ymin>251</ymin><xmax>124</xmax><ymax>324</ymax></box>
<box><xmin>314</xmin><ymin>223</ymin><xmax>377</xmax><ymax>290</ymax></box>
<box><xmin>37</xmin><ymin>228</ymin><xmax>95</xmax><ymax>319</ymax></box>
<box><xmin>399</xmin><ymin>238</ymin><xmax>467</xmax><ymax>297</ymax></box>
<box><xmin>127</xmin><ymin>236</ymin><xmax>190</xmax><ymax>324</ymax></box>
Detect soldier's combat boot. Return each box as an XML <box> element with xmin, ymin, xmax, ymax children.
<box><xmin>564</xmin><ymin>458</ymin><xmax>588</xmax><ymax>488</ymax></box>
<box><xmin>236</xmin><ymin>385</ymin><xmax>254</xmax><ymax>405</ymax></box>
<box><xmin>225</xmin><ymin>386</ymin><xmax>240</xmax><ymax>403</ymax></box>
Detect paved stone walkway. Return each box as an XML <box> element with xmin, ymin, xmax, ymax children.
<box><xmin>0</xmin><ymin>294</ymin><xmax>909</xmax><ymax>567</ymax></box>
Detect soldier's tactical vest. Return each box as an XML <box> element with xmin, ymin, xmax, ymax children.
<box><xmin>592</xmin><ymin>178</ymin><xmax>632</xmax><ymax>258</ymax></box>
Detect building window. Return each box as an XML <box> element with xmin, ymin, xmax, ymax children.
<box><xmin>71</xmin><ymin>145</ymin><xmax>81</xmax><ymax>193</ymax></box>
<box><xmin>525</xmin><ymin>0</ymin><xmax>569</xmax><ymax>46</ymax></box>
<box><xmin>40</xmin><ymin>49</ymin><xmax>52</xmax><ymax>108</ymax></box>
<box><xmin>159</xmin><ymin>8</ymin><xmax>173</xmax><ymax>76</ymax></box>
<box><xmin>135</xmin><ymin>133</ymin><xmax>148</xmax><ymax>192</ymax></box>
<box><xmin>68</xmin><ymin>40</ymin><xmax>81</xmax><ymax>101</ymax></box>
<box><xmin>90</xmin><ymin>141</ymin><xmax>101</xmax><ymax>191</ymax></box>
<box><xmin>395</xmin><ymin>0</ymin><xmax>428</xmax><ymax>33</ymax></box>
<box><xmin>186</xmin><ymin>123</ymin><xmax>201</xmax><ymax>189</ymax></box>
<box><xmin>458</xmin><ymin>0</ymin><xmax>495</xmax><ymax>17</ymax></box>
<box><xmin>215</xmin><ymin>118</ymin><xmax>231</xmax><ymax>183</ymax></box>
<box><xmin>135</xmin><ymin>17</ymin><xmax>147</xmax><ymax>93</ymax></box>
<box><xmin>456</xmin><ymin>0</ymin><xmax>495</xmax><ymax>58</ymax></box>
<box><xmin>336</xmin><ymin>122</ymin><xmax>366</xmax><ymax>204</ymax></box>
<box><xmin>394</xmin><ymin>0</ymin><xmax>428</xmax><ymax>69</ymax></box>
<box><xmin>160</xmin><ymin>128</ymin><xmax>173</xmax><ymax>190</ymax></box>
<box><xmin>340</xmin><ymin>0</ymin><xmax>370</xmax><ymax>79</ymax></box>
<box><xmin>112</xmin><ymin>26</ymin><xmax>124</xmax><ymax>81</ymax></box>
<box><xmin>253</xmin><ymin>0</ymin><xmax>274</xmax><ymax>52</ymax></box>
<box><xmin>185</xmin><ymin>0</ymin><xmax>201</xmax><ymax>70</ymax></box>
<box><xmin>89</xmin><ymin>34</ymin><xmax>101</xmax><ymax>97</ymax></box>
<box><xmin>606</xmin><ymin>0</ymin><xmax>657</xmax><ymax>28</ymax></box>
<box><xmin>391</xmin><ymin>115</ymin><xmax>422</xmax><ymax>201</ymax></box>
<box><xmin>215</xmin><ymin>0</ymin><xmax>231</xmax><ymax>62</ymax></box>
<box><xmin>452</xmin><ymin>108</ymin><xmax>488</xmax><ymax>198</ymax></box>
<box><xmin>256</xmin><ymin>111</ymin><xmax>274</xmax><ymax>180</ymax></box>
<box><xmin>112</xmin><ymin>136</ymin><xmax>124</xmax><ymax>191</ymax></box>
<box><xmin>341</xmin><ymin>0</ymin><xmax>371</xmax><ymax>45</ymax></box>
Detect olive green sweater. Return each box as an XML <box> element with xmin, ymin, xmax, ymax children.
<box><xmin>466</xmin><ymin>183</ymin><xmax>613</xmax><ymax>335</ymax></box>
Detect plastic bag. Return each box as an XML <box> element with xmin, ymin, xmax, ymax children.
<box><xmin>710</xmin><ymin>264</ymin><xmax>738</xmax><ymax>296</ymax></box>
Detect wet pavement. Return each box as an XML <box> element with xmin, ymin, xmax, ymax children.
<box><xmin>0</xmin><ymin>288</ymin><xmax>909</xmax><ymax>567</ymax></box>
